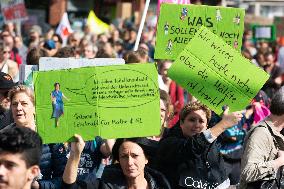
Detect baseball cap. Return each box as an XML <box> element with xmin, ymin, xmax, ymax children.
<box><xmin>0</xmin><ymin>72</ymin><xmax>16</xmax><ymax>90</ymax></box>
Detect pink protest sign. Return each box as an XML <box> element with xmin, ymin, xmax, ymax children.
<box><xmin>1</xmin><ymin>0</ymin><xmax>28</xmax><ymax>22</ymax></box>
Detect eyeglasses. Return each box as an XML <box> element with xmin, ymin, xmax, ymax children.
<box><xmin>3</xmin><ymin>51</ymin><xmax>10</xmax><ymax>54</ymax></box>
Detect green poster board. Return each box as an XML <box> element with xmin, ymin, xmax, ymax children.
<box><xmin>34</xmin><ymin>64</ymin><xmax>160</xmax><ymax>144</ymax></box>
<box><xmin>252</xmin><ymin>25</ymin><xmax>276</xmax><ymax>42</ymax></box>
<box><xmin>168</xmin><ymin>26</ymin><xmax>269</xmax><ymax>115</ymax></box>
<box><xmin>155</xmin><ymin>4</ymin><xmax>245</xmax><ymax>60</ymax></box>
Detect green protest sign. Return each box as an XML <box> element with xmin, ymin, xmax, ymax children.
<box><xmin>168</xmin><ymin>26</ymin><xmax>269</xmax><ymax>114</ymax></box>
<box><xmin>155</xmin><ymin>3</ymin><xmax>245</xmax><ymax>60</ymax></box>
<box><xmin>34</xmin><ymin>64</ymin><xmax>160</xmax><ymax>144</ymax></box>
<box><xmin>252</xmin><ymin>25</ymin><xmax>276</xmax><ymax>42</ymax></box>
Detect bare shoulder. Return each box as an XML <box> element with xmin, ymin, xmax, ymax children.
<box><xmin>6</xmin><ymin>59</ymin><xmax>18</xmax><ymax>68</ymax></box>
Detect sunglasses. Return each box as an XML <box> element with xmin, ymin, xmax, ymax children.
<box><xmin>3</xmin><ymin>51</ymin><xmax>10</xmax><ymax>54</ymax></box>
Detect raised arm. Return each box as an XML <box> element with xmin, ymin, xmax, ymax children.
<box><xmin>63</xmin><ymin>134</ymin><xmax>85</xmax><ymax>184</ymax></box>
<box><xmin>210</xmin><ymin>107</ymin><xmax>243</xmax><ymax>138</ymax></box>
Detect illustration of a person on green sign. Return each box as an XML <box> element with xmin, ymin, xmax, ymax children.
<box><xmin>51</xmin><ymin>82</ymin><xmax>70</xmax><ymax>127</ymax></box>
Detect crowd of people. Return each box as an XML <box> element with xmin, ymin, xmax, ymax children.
<box><xmin>0</xmin><ymin>7</ymin><xmax>284</xmax><ymax>189</ymax></box>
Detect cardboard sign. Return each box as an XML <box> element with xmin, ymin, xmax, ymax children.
<box><xmin>1</xmin><ymin>0</ymin><xmax>28</xmax><ymax>22</ymax></box>
<box><xmin>155</xmin><ymin>4</ymin><xmax>245</xmax><ymax>60</ymax></box>
<box><xmin>19</xmin><ymin>58</ymin><xmax>125</xmax><ymax>88</ymax></box>
<box><xmin>34</xmin><ymin>63</ymin><xmax>160</xmax><ymax>144</ymax></box>
<box><xmin>19</xmin><ymin>64</ymin><xmax>38</xmax><ymax>88</ymax></box>
<box><xmin>252</xmin><ymin>25</ymin><xmax>276</xmax><ymax>41</ymax></box>
<box><xmin>168</xmin><ymin>26</ymin><xmax>269</xmax><ymax>114</ymax></box>
<box><xmin>39</xmin><ymin>57</ymin><xmax>125</xmax><ymax>71</ymax></box>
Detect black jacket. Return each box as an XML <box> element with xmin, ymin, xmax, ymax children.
<box><xmin>153</xmin><ymin>124</ymin><xmax>228</xmax><ymax>188</ymax></box>
<box><xmin>0</xmin><ymin>109</ymin><xmax>13</xmax><ymax>130</ymax></box>
<box><xmin>62</xmin><ymin>164</ymin><xmax>171</xmax><ymax>189</ymax></box>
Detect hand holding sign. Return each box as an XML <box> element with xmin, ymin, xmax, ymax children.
<box><xmin>34</xmin><ymin>63</ymin><xmax>160</xmax><ymax>144</ymax></box>
<box><xmin>71</xmin><ymin>134</ymin><xmax>86</xmax><ymax>156</ymax></box>
<box><xmin>210</xmin><ymin>106</ymin><xmax>244</xmax><ymax>138</ymax></box>
<box><xmin>220</xmin><ymin>107</ymin><xmax>243</xmax><ymax>129</ymax></box>
<box><xmin>168</xmin><ymin>26</ymin><xmax>269</xmax><ymax>115</ymax></box>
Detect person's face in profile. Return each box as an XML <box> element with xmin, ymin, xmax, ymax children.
<box><xmin>160</xmin><ymin>99</ymin><xmax>167</xmax><ymax>127</ymax></box>
<box><xmin>14</xmin><ymin>37</ymin><xmax>22</xmax><ymax>49</ymax></box>
<box><xmin>160</xmin><ymin>61</ymin><xmax>172</xmax><ymax>83</ymax></box>
<box><xmin>180</xmin><ymin>109</ymin><xmax>208</xmax><ymax>137</ymax></box>
<box><xmin>265</xmin><ymin>54</ymin><xmax>274</xmax><ymax>66</ymax></box>
<box><xmin>2</xmin><ymin>47</ymin><xmax>11</xmax><ymax>61</ymax></box>
<box><xmin>119</xmin><ymin>141</ymin><xmax>148</xmax><ymax>179</ymax></box>
<box><xmin>11</xmin><ymin>92</ymin><xmax>35</xmax><ymax>127</ymax></box>
<box><xmin>52</xmin><ymin>36</ymin><xmax>61</xmax><ymax>49</ymax></box>
<box><xmin>257</xmin><ymin>54</ymin><xmax>266</xmax><ymax>67</ymax></box>
<box><xmin>0</xmin><ymin>90</ymin><xmax>10</xmax><ymax>111</ymax></box>
<box><xmin>0</xmin><ymin>152</ymin><xmax>39</xmax><ymax>189</ymax></box>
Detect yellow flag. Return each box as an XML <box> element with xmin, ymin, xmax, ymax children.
<box><xmin>87</xmin><ymin>10</ymin><xmax>109</xmax><ymax>34</ymax></box>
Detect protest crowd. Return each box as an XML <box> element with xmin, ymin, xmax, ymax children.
<box><xmin>1</xmin><ymin>1</ymin><xmax>284</xmax><ymax>189</ymax></box>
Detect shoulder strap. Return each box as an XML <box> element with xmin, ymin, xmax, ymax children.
<box><xmin>245</xmin><ymin>122</ymin><xmax>280</xmax><ymax>150</ymax></box>
<box><xmin>246</xmin><ymin>124</ymin><xmax>265</xmax><ymax>141</ymax></box>
<box><xmin>264</xmin><ymin>121</ymin><xmax>281</xmax><ymax>149</ymax></box>
<box><xmin>242</xmin><ymin>124</ymin><xmax>266</xmax><ymax>160</ymax></box>
<box><xmin>263</xmin><ymin>121</ymin><xmax>283</xmax><ymax>189</ymax></box>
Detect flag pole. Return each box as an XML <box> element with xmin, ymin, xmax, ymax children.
<box><xmin>134</xmin><ymin>0</ymin><xmax>151</xmax><ymax>51</ymax></box>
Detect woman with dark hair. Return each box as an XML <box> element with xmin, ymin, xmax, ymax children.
<box><xmin>51</xmin><ymin>82</ymin><xmax>69</xmax><ymax>127</ymax></box>
<box><xmin>62</xmin><ymin>135</ymin><xmax>171</xmax><ymax>189</ymax></box>
<box><xmin>154</xmin><ymin>101</ymin><xmax>243</xmax><ymax>188</ymax></box>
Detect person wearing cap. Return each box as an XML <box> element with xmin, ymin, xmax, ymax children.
<box><xmin>62</xmin><ymin>136</ymin><xmax>171</xmax><ymax>189</ymax></box>
<box><xmin>0</xmin><ymin>72</ymin><xmax>16</xmax><ymax>129</ymax></box>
